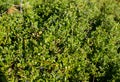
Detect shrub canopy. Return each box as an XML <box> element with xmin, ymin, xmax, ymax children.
<box><xmin>0</xmin><ymin>0</ymin><xmax>120</xmax><ymax>82</ymax></box>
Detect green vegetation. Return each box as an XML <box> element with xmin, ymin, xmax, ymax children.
<box><xmin>0</xmin><ymin>0</ymin><xmax>120</xmax><ymax>81</ymax></box>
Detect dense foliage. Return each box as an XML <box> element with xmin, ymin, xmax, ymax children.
<box><xmin>0</xmin><ymin>0</ymin><xmax>120</xmax><ymax>81</ymax></box>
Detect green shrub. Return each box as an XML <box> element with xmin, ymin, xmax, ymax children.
<box><xmin>0</xmin><ymin>0</ymin><xmax>120</xmax><ymax>82</ymax></box>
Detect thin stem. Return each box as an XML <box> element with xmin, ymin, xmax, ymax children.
<box><xmin>20</xmin><ymin>0</ymin><xmax>22</xmax><ymax>13</ymax></box>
